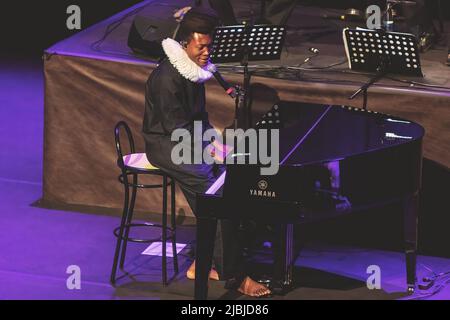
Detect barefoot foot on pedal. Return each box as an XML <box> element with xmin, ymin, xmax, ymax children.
<box><xmin>237</xmin><ymin>276</ymin><xmax>272</xmax><ymax>298</ymax></box>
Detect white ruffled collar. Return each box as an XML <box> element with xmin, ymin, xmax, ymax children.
<box><xmin>161</xmin><ymin>38</ymin><xmax>215</xmax><ymax>83</ymax></box>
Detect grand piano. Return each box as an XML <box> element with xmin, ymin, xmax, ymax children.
<box><xmin>194</xmin><ymin>101</ymin><xmax>424</xmax><ymax>299</ymax></box>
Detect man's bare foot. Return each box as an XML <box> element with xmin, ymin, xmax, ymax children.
<box><xmin>237</xmin><ymin>276</ymin><xmax>272</xmax><ymax>297</ymax></box>
<box><xmin>186</xmin><ymin>261</ymin><xmax>219</xmax><ymax>281</ymax></box>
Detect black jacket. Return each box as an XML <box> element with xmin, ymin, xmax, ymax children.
<box><xmin>142</xmin><ymin>59</ymin><xmax>210</xmax><ymax>140</ymax></box>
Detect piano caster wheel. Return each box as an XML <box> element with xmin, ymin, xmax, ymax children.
<box><xmin>407</xmin><ymin>286</ymin><xmax>415</xmax><ymax>294</ymax></box>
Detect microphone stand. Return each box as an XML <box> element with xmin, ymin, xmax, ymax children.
<box><xmin>212</xmin><ymin>23</ymin><xmax>285</xmax><ymax>129</ymax></box>
<box><xmin>348</xmin><ymin>33</ymin><xmax>389</xmax><ymax>152</ymax></box>
<box><xmin>349</xmin><ymin>66</ymin><xmax>387</xmax><ymax>110</ymax></box>
<box><xmin>241</xmin><ymin>48</ymin><xmax>252</xmax><ymax>130</ymax></box>
<box><xmin>233</xmin><ymin>85</ymin><xmax>244</xmax><ymax>130</ymax></box>
<box><xmin>240</xmin><ymin>21</ymin><xmax>253</xmax><ymax>130</ymax></box>
<box><xmin>349</xmin><ymin>30</ymin><xmax>390</xmax><ymax>110</ymax></box>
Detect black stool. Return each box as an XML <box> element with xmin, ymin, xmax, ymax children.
<box><xmin>110</xmin><ymin>121</ymin><xmax>178</xmax><ymax>286</ymax></box>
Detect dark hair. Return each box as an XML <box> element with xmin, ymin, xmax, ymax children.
<box><xmin>176</xmin><ymin>7</ymin><xmax>219</xmax><ymax>43</ymax></box>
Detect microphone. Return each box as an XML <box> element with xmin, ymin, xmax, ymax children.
<box><xmin>207</xmin><ymin>64</ymin><xmax>238</xmax><ymax>99</ymax></box>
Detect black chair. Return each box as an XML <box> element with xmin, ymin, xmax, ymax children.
<box><xmin>110</xmin><ymin>121</ymin><xmax>178</xmax><ymax>286</ymax></box>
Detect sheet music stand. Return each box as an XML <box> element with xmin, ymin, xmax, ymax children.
<box><xmin>210</xmin><ymin>25</ymin><xmax>286</xmax><ymax>129</ymax></box>
<box><xmin>343</xmin><ymin>28</ymin><xmax>423</xmax><ymax>110</ymax></box>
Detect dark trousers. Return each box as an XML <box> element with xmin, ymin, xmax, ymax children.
<box><xmin>145</xmin><ymin>135</ymin><xmax>245</xmax><ymax>280</ymax></box>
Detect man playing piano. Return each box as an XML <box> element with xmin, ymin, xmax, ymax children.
<box><xmin>142</xmin><ymin>7</ymin><xmax>271</xmax><ymax>297</ymax></box>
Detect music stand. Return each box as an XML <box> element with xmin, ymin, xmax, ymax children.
<box><xmin>210</xmin><ymin>24</ymin><xmax>286</xmax><ymax>129</ymax></box>
<box><xmin>343</xmin><ymin>28</ymin><xmax>423</xmax><ymax>110</ymax></box>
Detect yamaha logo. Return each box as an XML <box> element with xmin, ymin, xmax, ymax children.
<box><xmin>250</xmin><ymin>180</ymin><xmax>276</xmax><ymax>198</ymax></box>
<box><xmin>258</xmin><ymin>180</ymin><xmax>268</xmax><ymax>190</ymax></box>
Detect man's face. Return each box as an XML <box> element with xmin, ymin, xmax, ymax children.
<box><xmin>185</xmin><ymin>32</ymin><xmax>213</xmax><ymax>67</ymax></box>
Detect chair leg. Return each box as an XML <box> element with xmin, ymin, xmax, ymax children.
<box><xmin>162</xmin><ymin>175</ymin><xmax>168</xmax><ymax>286</ymax></box>
<box><xmin>110</xmin><ymin>175</ymin><xmax>130</xmax><ymax>285</ymax></box>
<box><xmin>119</xmin><ymin>174</ymin><xmax>138</xmax><ymax>269</ymax></box>
<box><xmin>171</xmin><ymin>178</ymin><xmax>179</xmax><ymax>274</ymax></box>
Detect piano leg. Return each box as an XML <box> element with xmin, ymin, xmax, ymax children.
<box><xmin>194</xmin><ymin>217</ymin><xmax>217</xmax><ymax>300</ymax></box>
<box><xmin>404</xmin><ymin>192</ymin><xmax>419</xmax><ymax>294</ymax></box>
<box><xmin>272</xmin><ymin>223</ymin><xmax>294</xmax><ymax>294</ymax></box>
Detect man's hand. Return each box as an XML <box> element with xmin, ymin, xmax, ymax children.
<box><xmin>206</xmin><ymin>140</ymin><xmax>234</xmax><ymax>164</ymax></box>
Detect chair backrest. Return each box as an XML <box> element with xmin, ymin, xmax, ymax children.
<box><xmin>114</xmin><ymin>121</ymin><xmax>136</xmax><ymax>169</ymax></box>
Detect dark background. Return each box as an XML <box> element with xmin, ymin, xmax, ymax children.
<box><xmin>1</xmin><ymin>0</ymin><xmax>448</xmax><ymax>57</ymax></box>
<box><xmin>0</xmin><ymin>1</ymin><xmax>142</xmax><ymax>57</ymax></box>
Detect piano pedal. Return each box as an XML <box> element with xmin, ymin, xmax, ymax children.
<box><xmin>257</xmin><ymin>277</ymin><xmax>271</xmax><ymax>286</ymax></box>
<box><xmin>257</xmin><ymin>277</ymin><xmax>292</xmax><ymax>295</ymax></box>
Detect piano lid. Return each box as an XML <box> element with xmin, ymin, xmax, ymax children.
<box><xmin>257</xmin><ymin>102</ymin><xmax>425</xmax><ymax>166</ymax></box>
<box><xmin>206</xmin><ymin>102</ymin><xmax>425</xmax><ymax>196</ymax></box>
